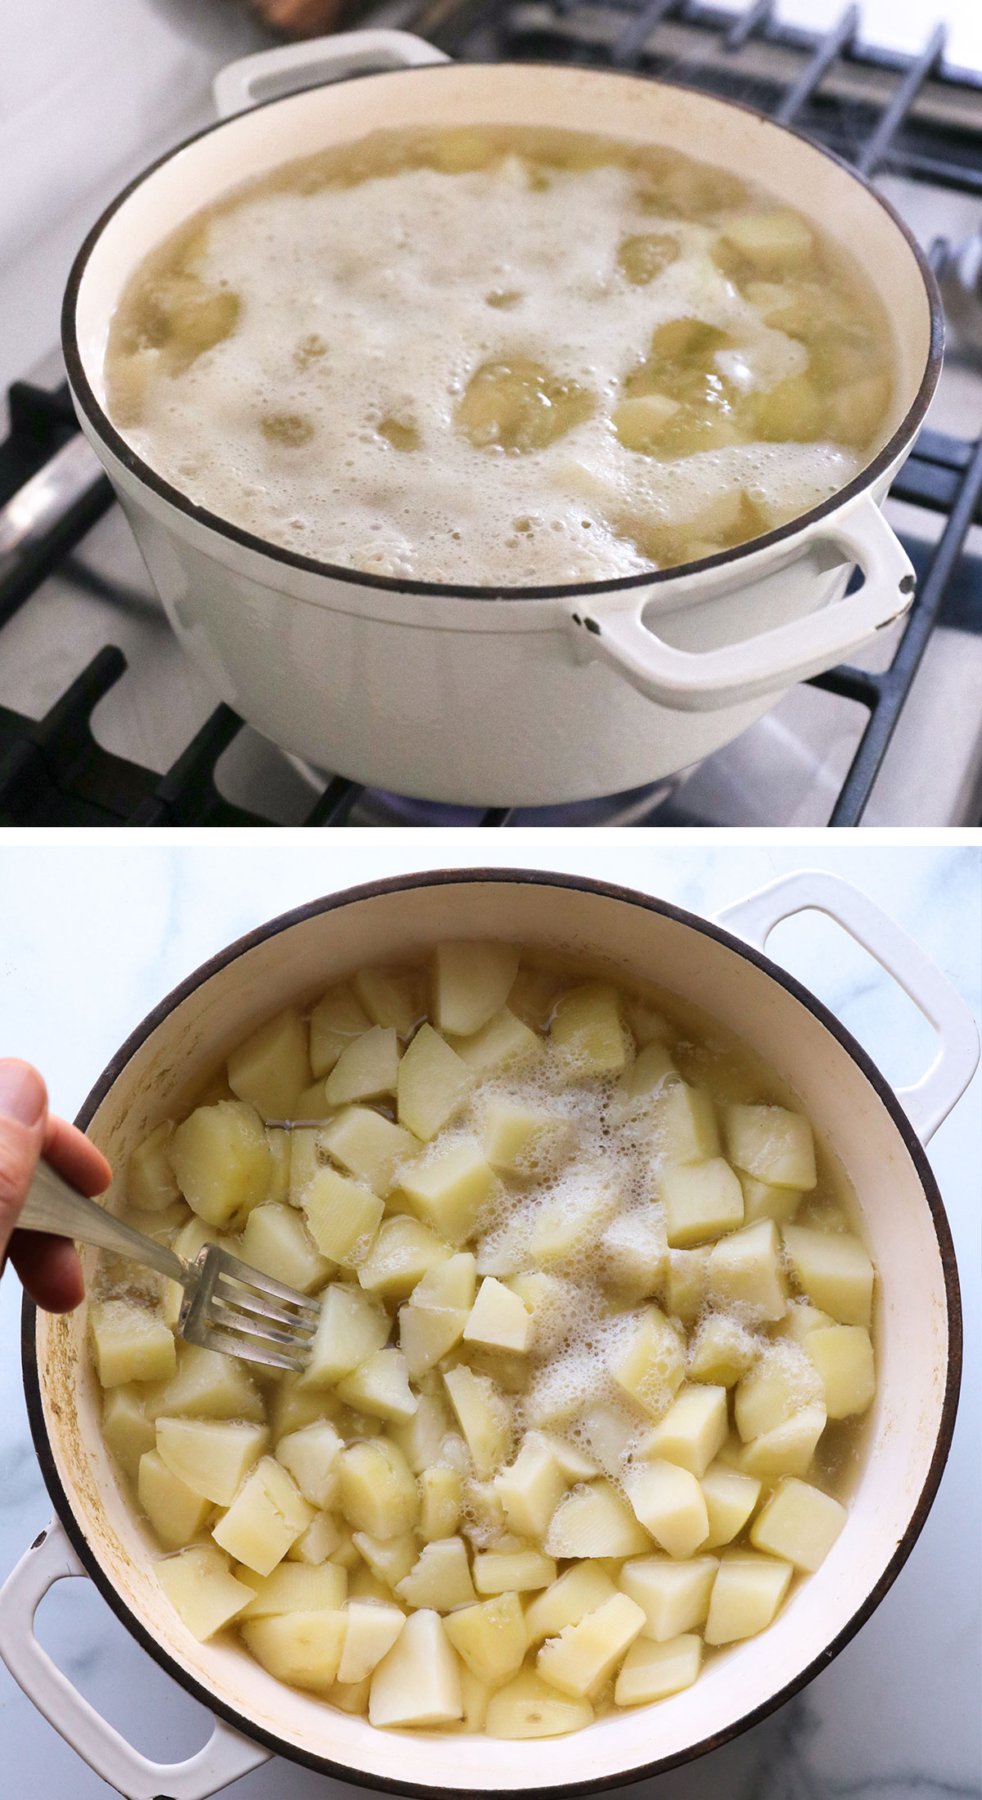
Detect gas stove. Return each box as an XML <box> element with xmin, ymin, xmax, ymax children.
<box><xmin>2</xmin><ymin>0</ymin><xmax>981</xmax><ymax>826</ymax></box>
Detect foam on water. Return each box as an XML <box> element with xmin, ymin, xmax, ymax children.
<box><xmin>109</xmin><ymin>154</ymin><xmax>862</xmax><ymax>585</ymax></box>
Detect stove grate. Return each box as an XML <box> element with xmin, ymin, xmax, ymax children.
<box><xmin>1</xmin><ymin>0</ymin><xmax>981</xmax><ymax>826</ymax></box>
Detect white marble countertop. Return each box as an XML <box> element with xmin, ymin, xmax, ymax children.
<box><xmin>0</xmin><ymin>840</ymin><xmax>979</xmax><ymax>1799</ymax></box>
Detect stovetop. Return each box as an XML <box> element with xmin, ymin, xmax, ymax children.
<box><xmin>2</xmin><ymin>0</ymin><xmax>982</xmax><ymax>827</ymax></box>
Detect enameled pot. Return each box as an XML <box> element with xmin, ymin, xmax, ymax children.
<box><xmin>0</xmin><ymin>869</ymin><xmax>977</xmax><ymax>1800</ymax></box>
<box><xmin>62</xmin><ymin>32</ymin><xmax>942</xmax><ymax>807</ymax></box>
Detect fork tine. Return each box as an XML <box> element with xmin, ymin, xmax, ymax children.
<box><xmin>205</xmin><ymin>1298</ymin><xmax>310</xmax><ymax>1353</ymax></box>
<box><xmin>209</xmin><ymin>1252</ymin><xmax>322</xmax><ymax>1318</ymax></box>
<box><xmin>183</xmin><ymin>1319</ymin><xmax>307</xmax><ymax>1373</ymax></box>
<box><xmin>214</xmin><ymin>1276</ymin><xmax>320</xmax><ymax>1334</ymax></box>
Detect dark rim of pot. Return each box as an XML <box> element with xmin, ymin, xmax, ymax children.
<box><xmin>21</xmin><ymin>871</ymin><xmax>962</xmax><ymax>1799</ymax></box>
<box><xmin>62</xmin><ymin>63</ymin><xmax>944</xmax><ymax>605</ymax></box>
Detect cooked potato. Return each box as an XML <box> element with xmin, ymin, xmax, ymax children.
<box><xmin>433</xmin><ymin>943</ymin><xmax>522</xmax><ymax>1036</ymax></box>
<box><xmin>156</xmin><ymin>1544</ymin><xmax>254</xmax><ymax>1641</ymax></box>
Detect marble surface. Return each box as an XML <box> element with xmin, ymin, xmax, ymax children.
<box><xmin>0</xmin><ymin>840</ymin><xmax>979</xmax><ymax>1800</ymax></box>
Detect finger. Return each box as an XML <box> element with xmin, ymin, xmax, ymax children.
<box><xmin>0</xmin><ymin>1061</ymin><xmax>48</xmax><ymax>1263</ymax></box>
<box><xmin>43</xmin><ymin>1115</ymin><xmax>112</xmax><ymax>1196</ymax></box>
<box><xmin>8</xmin><ymin>1232</ymin><xmax>87</xmax><ymax>1313</ymax></box>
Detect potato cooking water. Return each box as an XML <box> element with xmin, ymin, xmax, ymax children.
<box><xmin>105</xmin><ymin>125</ymin><xmax>894</xmax><ymax>586</ymax></box>
<box><xmin>94</xmin><ymin>941</ymin><xmax>876</xmax><ymax>1737</ymax></box>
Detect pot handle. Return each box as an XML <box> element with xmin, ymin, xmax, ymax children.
<box><xmin>213</xmin><ymin>28</ymin><xmax>449</xmax><ymax>119</ymax></box>
<box><xmin>0</xmin><ymin>1518</ymin><xmax>271</xmax><ymax>1800</ymax></box>
<box><xmin>716</xmin><ymin>871</ymin><xmax>979</xmax><ymax>1144</ymax></box>
<box><xmin>566</xmin><ymin>495</ymin><xmax>915</xmax><ymax>713</ymax></box>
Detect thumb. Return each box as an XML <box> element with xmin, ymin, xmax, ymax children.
<box><xmin>0</xmin><ymin>1061</ymin><xmax>49</xmax><ymax>1263</ymax></box>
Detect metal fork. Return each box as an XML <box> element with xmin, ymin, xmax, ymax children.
<box><xmin>21</xmin><ymin>1160</ymin><xmax>320</xmax><ymax>1372</ymax></box>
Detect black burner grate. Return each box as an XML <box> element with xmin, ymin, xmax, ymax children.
<box><xmin>2</xmin><ymin>0</ymin><xmax>981</xmax><ymax>826</ymax></box>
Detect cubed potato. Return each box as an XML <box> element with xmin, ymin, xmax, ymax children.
<box><xmin>324</xmin><ymin>1026</ymin><xmax>400</xmax><ymax>1107</ymax></box>
<box><xmin>599</xmin><ymin>1210</ymin><xmax>668</xmax><ymax>1300</ymax></box>
<box><xmin>494</xmin><ymin>1438</ymin><xmax>567</xmax><ymax>1539</ymax></box>
<box><xmin>735</xmin><ymin>1345</ymin><xmax>823</xmax><ymax>1441</ymax></box>
<box><xmin>687</xmin><ymin>1315</ymin><xmax>757</xmax><ymax>1387</ymax></box>
<box><xmin>156</xmin><ymin>1544</ymin><xmax>254</xmax><ymax>1640</ymax></box>
<box><xmin>227</xmin><ymin>1008</ymin><xmax>311</xmax><ymax>1120</ymax></box>
<box><xmin>329</xmin><ymin>1675</ymin><xmax>373</xmax><ymax>1714</ymax></box>
<box><xmin>575</xmin><ymin>1402</ymin><xmax>635</xmax><ymax>1477</ymax></box>
<box><xmin>353</xmin><ymin>967</ymin><xmax>423</xmax><ymax>1039</ymax></box>
<box><xmin>399</xmin><ymin>1304</ymin><xmax>468</xmax><ymax>1377</ymax></box>
<box><xmin>275</xmin><ymin>1421</ymin><xmax>343</xmax><ymax>1510</ymax></box>
<box><xmin>301</xmin><ymin>1284</ymin><xmax>390</xmax><ymax>1389</ymax></box>
<box><xmin>302</xmin><ymin>1167</ymin><xmax>384</xmax><ymax>1266</ymax></box>
<box><xmin>704</xmin><ymin>1552</ymin><xmax>793</xmax><ymax>1644</ymax></box>
<box><xmin>336</xmin><ymin>1348</ymin><xmax>418</xmax><ymax>1423</ymax></box>
<box><xmin>419</xmin><ymin>1465</ymin><xmax>463</xmax><ymax>1540</ymax></box>
<box><xmin>507</xmin><ymin>965</ymin><xmax>564</xmax><ymax>1031</ymax></box>
<box><xmin>337</xmin><ymin>1600</ymin><xmax>406</xmax><ymax>1683</ymax></box>
<box><xmin>525</xmin><ymin>1564</ymin><xmax>618</xmax><ymax>1644</ymax></box>
<box><xmin>505</xmin><ymin>1273</ymin><xmax>568</xmax><ymax>1337</ymax></box>
<box><xmin>545</xmin><ymin>1481</ymin><xmax>652</xmax><ymax>1559</ymax></box>
<box><xmin>309</xmin><ymin>983</ymin><xmax>372</xmax><ymax>1078</ymax></box>
<box><xmin>486</xmin><ymin>1670</ymin><xmax>593</xmax><ymax>1738</ymax></box>
<box><xmin>389</xmin><ymin>1392</ymin><xmax>455</xmax><ymax>1474</ymax></box>
<box><xmin>624</xmin><ymin>1460</ymin><xmax>709</xmax><ymax>1559</ymax></box>
<box><xmin>156</xmin><ymin>1418</ymin><xmax>267</xmax><ymax>1506</ymax></box>
<box><xmin>650</xmin><ymin>1083</ymin><xmax>719</xmax><ymax>1164</ymax></box>
<box><xmin>537</xmin><ymin>1592</ymin><xmax>646</xmax><ymax>1699</ymax></box>
<box><xmin>805</xmin><ymin>1325</ymin><xmax>875</xmax><ymax>1418</ymax></box>
<box><xmin>237</xmin><ymin>1561</ymin><xmax>347</xmax><ymax>1616</ymax></box>
<box><xmin>241</xmin><ymin>1610</ymin><xmax>345</xmax><ymax>1691</ymax></box>
<box><xmin>170</xmin><ymin>1100</ymin><xmax>271</xmax><ymax>1226</ymax></box>
<box><xmin>147</xmin><ymin>1343</ymin><xmax>264</xmax><ymax>1423</ymax></box>
<box><xmin>329</xmin><ymin>1523</ymin><xmax>363</xmax><ymax>1573</ymax></box>
<box><xmin>338</xmin><ymin>1438</ymin><xmax>419</xmax><ymax>1539</ymax></box>
<box><xmin>103</xmin><ymin>1385</ymin><xmax>156</xmax><ymax>1478</ymax></box>
<box><xmin>90</xmin><ymin>1300</ymin><xmax>176</xmax><ymax>1389</ymax></box>
<box><xmin>707</xmin><ymin>1218</ymin><xmax>787</xmax><ymax>1321</ymax></box>
<box><xmin>444</xmin><ymin>1592</ymin><xmax>528</xmax><ymax>1686</ymax></box>
<box><xmin>725</xmin><ymin>1105</ymin><xmax>817</xmax><ymax>1190</ymax></box>
<box><xmin>750</xmin><ymin>1476</ymin><xmax>846</xmax><ymax>1571</ymax></box>
<box><xmin>443</xmin><ymin>1366</ymin><xmax>513</xmax><ymax>1477</ymax></box>
<box><xmin>740</xmin><ymin>1175</ymin><xmax>802</xmax><ymax>1226</ymax></box>
<box><xmin>608</xmin><ymin>1042</ymin><xmax>678</xmax><ymax>1128</ymax></box>
<box><xmin>781</xmin><ymin>1301</ymin><xmax>834</xmax><ymax>1346</ymax></box>
<box><xmin>240</xmin><ymin>1203</ymin><xmax>331</xmax><ymax>1294</ymax></box>
<box><xmin>138</xmin><ymin>1449</ymin><xmax>212</xmax><ymax>1549</ymax></box>
<box><xmin>293</xmin><ymin>1079</ymin><xmax>331</xmax><ymax>1121</ymax></box>
<box><xmin>352</xmin><ymin>1531</ymin><xmax>417</xmax><ymax>1588</ymax></box>
<box><xmin>413</xmin><ymin>1252</ymin><xmax>478</xmax><ymax>1311</ymax></box>
<box><xmin>528</xmin><ymin>1178</ymin><xmax>619</xmax><ymax>1267</ymax></box>
<box><xmin>464</xmin><ymin>1277</ymin><xmax>532</xmax><ymax>1354</ymax></box>
<box><xmin>665</xmin><ymin>1248</ymin><xmax>710</xmax><ymax>1324</ymax></box>
<box><xmin>614</xmin><ymin>1632</ymin><xmax>702</xmax><ymax>1706</ymax></box>
<box><xmin>369</xmin><ymin>1609</ymin><xmax>463</xmax><ymax>1727</ymax></box>
<box><xmin>288</xmin><ymin>1128</ymin><xmax>323</xmax><ymax>1205</ymax></box>
<box><xmin>213</xmin><ymin>1457</ymin><xmax>312</xmax><ymax>1575</ymax></box>
<box><xmin>482</xmin><ymin>1099</ymin><xmax>575</xmax><ymax>1180</ymax></box>
<box><xmin>397</xmin><ymin>1140</ymin><xmax>494</xmax><ymax>1244</ymax></box>
<box><xmin>534</xmin><ymin>1434</ymin><xmax>599</xmax><ymax>1482</ymax></box>
<box><xmin>358</xmin><ymin>1216</ymin><xmax>452</xmax><ymax>1299</ymax></box>
<box><xmin>451</xmin><ymin>1009</ymin><xmax>541</xmax><ymax>1077</ymax></box>
<box><xmin>660</xmin><ymin>1158</ymin><xmax>744</xmax><ymax>1248</ymax></box>
<box><xmin>638</xmin><ymin>1385</ymin><xmax>728</xmax><ymax>1477</ymax></box>
<box><xmin>397</xmin><ymin>1536</ymin><xmax>478</xmax><ymax>1610</ymax></box>
<box><xmin>289</xmin><ymin>1513</ymin><xmax>343</xmax><ymax>1566</ymax></box>
<box><xmin>264</xmin><ymin>1128</ymin><xmax>291</xmax><ymax>1206</ymax></box>
<box><xmin>128</xmin><ymin>1121</ymin><xmax>181</xmax><ymax>1212</ymax></box>
<box><xmin>619</xmin><ymin>1554</ymin><xmax>717</xmax><ymax>1642</ymax></box>
<box><xmin>397</xmin><ymin>1025</ymin><xmax>474</xmax><ymax>1142</ymax></box>
<box><xmin>319</xmin><ymin>1106</ymin><xmax>419</xmax><ymax>1195</ymax></box>
<box><xmin>172</xmin><ymin>1217</ymin><xmax>222</xmax><ymax>1264</ymax></box>
<box><xmin>457</xmin><ymin>1665</ymin><xmax>491</xmax><ymax>1732</ymax></box>
<box><xmin>474</xmin><ymin>1549</ymin><xmax>556</xmax><ymax>1595</ymax></box>
<box><xmin>720</xmin><ymin>207</ymin><xmax>813</xmax><ymax>271</ymax></box>
<box><xmin>738</xmin><ymin>1403</ymin><xmax>827</xmax><ymax>1479</ymax></box>
<box><xmin>550</xmin><ymin>984</ymin><xmax>628</xmax><ymax>1079</ymax></box>
<box><xmin>782</xmin><ymin>1227</ymin><xmax>874</xmax><ymax>1326</ymax></box>
<box><xmin>609</xmin><ymin>1305</ymin><xmax>686</xmax><ymax>1416</ymax></box>
<box><xmin>433</xmin><ymin>942</ymin><xmax>522</xmax><ymax>1036</ymax></box>
<box><xmin>613</xmin><ymin>393</ymin><xmax>681</xmax><ymax>452</ymax></box>
<box><xmin>700</xmin><ymin>1463</ymin><xmax>761</xmax><ymax>1548</ymax></box>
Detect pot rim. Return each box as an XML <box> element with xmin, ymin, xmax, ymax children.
<box><xmin>21</xmin><ymin>869</ymin><xmax>962</xmax><ymax>1797</ymax></box>
<box><xmin>62</xmin><ymin>61</ymin><xmax>944</xmax><ymax>606</ymax></box>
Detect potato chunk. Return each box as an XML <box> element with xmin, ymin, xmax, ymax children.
<box><xmin>805</xmin><ymin>1324</ymin><xmax>875</xmax><ymax>1418</ymax></box>
<box><xmin>357</xmin><ymin>1216</ymin><xmax>452</xmax><ymax>1299</ymax></box>
<box><xmin>147</xmin><ymin>1342</ymin><xmax>264</xmax><ymax>1423</ymax></box>
<box><xmin>650</xmin><ymin>1082</ymin><xmax>719</xmax><ymax>1164</ymax></box>
<box><xmin>624</xmin><ymin>1460</ymin><xmax>709</xmax><ymax>1559</ymax></box>
<box><xmin>412</xmin><ymin>1252</ymin><xmax>478</xmax><ymax>1310</ymax></box>
<box><xmin>444</xmin><ymin>1592</ymin><xmax>528</xmax><ymax>1685</ymax></box>
<box><xmin>138</xmin><ymin>1449</ymin><xmax>211</xmax><ymax>1548</ymax></box>
<box><xmin>128</xmin><ymin>1121</ymin><xmax>181</xmax><ymax>1212</ymax></box>
<box><xmin>309</xmin><ymin>982</ymin><xmax>371</xmax><ymax>1078</ymax></box>
<box><xmin>782</xmin><ymin>1226</ymin><xmax>874</xmax><ymax>1326</ymax></box>
<box><xmin>537</xmin><ymin>1592</ymin><xmax>645</xmax><ymax>1699</ymax></box>
<box><xmin>319</xmin><ymin>1105</ymin><xmax>419</xmax><ymax>1195</ymax></box>
<box><xmin>735</xmin><ymin>1344</ymin><xmax>823</xmax><ymax>1441</ymax></box>
<box><xmin>212</xmin><ymin>1457</ymin><xmax>312</xmax><ymax>1575</ymax></box>
<box><xmin>545</xmin><ymin>1481</ymin><xmax>652</xmax><ymax>1559</ymax></box>
<box><xmin>240</xmin><ymin>1203</ymin><xmax>331</xmax><ymax>1294</ymax></box>
<box><xmin>103</xmin><ymin>1385</ymin><xmax>156</xmax><ymax>1478</ymax></box>
<box><xmin>725</xmin><ymin>1105</ymin><xmax>817</xmax><ymax>1190</ymax></box>
<box><xmin>399</xmin><ymin>1303</ymin><xmax>468</xmax><ymax>1377</ymax></box>
<box><xmin>353</xmin><ymin>967</ymin><xmax>423</xmax><ymax>1038</ymax></box>
<box><xmin>474</xmin><ymin>1549</ymin><xmax>556</xmax><ymax>1595</ymax></box>
<box><xmin>170</xmin><ymin>1100</ymin><xmax>271</xmax><ymax>1226</ymax></box>
<box><xmin>660</xmin><ymin>1157</ymin><xmax>744</xmax><ymax>1247</ymax></box>
<box><xmin>738</xmin><ymin>1403</ymin><xmax>827</xmax><ymax>1479</ymax></box>
<box><xmin>275</xmin><ymin>1421</ymin><xmax>344</xmax><ymax>1509</ymax></box>
<box><xmin>90</xmin><ymin>1300</ymin><xmax>176</xmax><ymax>1389</ymax></box>
<box><xmin>599</xmin><ymin>1210</ymin><xmax>668</xmax><ymax>1300</ymax></box>
<box><xmin>619</xmin><ymin>1555</ymin><xmax>717</xmax><ymax>1641</ymax></box>
<box><xmin>707</xmin><ymin>1217</ymin><xmax>786</xmax><ymax>1320</ymax></box>
<box><xmin>227</xmin><ymin>1008</ymin><xmax>310</xmax><ymax>1119</ymax></box>
<box><xmin>302</xmin><ymin>1166</ymin><xmax>383</xmax><ymax>1265</ymax></box>
<box><xmin>324</xmin><ymin>1026</ymin><xmax>399</xmax><ymax>1107</ymax></box>
<box><xmin>156</xmin><ymin>1544</ymin><xmax>254</xmax><ymax>1641</ymax></box>
<box><xmin>704</xmin><ymin>1552</ymin><xmax>793</xmax><ymax>1644</ymax></box>
<box><xmin>397</xmin><ymin>1139</ymin><xmax>494</xmax><ymax>1243</ymax></box>
<box><xmin>369</xmin><ymin>1609</ymin><xmax>463</xmax><ymax>1727</ymax></box>
<box><xmin>686</xmin><ymin>1315</ymin><xmax>756</xmax><ymax>1387</ymax></box>
<box><xmin>397</xmin><ymin>1536</ymin><xmax>478</xmax><ymax>1611</ymax></box>
<box><xmin>397</xmin><ymin>1024</ymin><xmax>474</xmax><ymax>1141</ymax></box>
<box><xmin>700</xmin><ymin>1463</ymin><xmax>761</xmax><ymax>1548</ymax></box>
<box><xmin>482</xmin><ymin>1099</ymin><xmax>575</xmax><ymax>1180</ymax></box>
<box><xmin>336</xmin><ymin>1348</ymin><xmax>418</xmax><ymax>1423</ymax></box>
<box><xmin>638</xmin><ymin>1384</ymin><xmax>728</xmax><ymax>1477</ymax></box>
<box><xmin>615</xmin><ymin>1632</ymin><xmax>702</xmax><ymax>1706</ymax></box>
<box><xmin>609</xmin><ymin>1305</ymin><xmax>685</xmax><ymax>1416</ymax></box>
<box><xmin>237</xmin><ymin>1561</ymin><xmax>347</xmax><ymax>1616</ymax></box>
<box><xmin>337</xmin><ymin>1600</ymin><xmax>405</xmax><ymax>1683</ymax></box>
<box><xmin>495</xmin><ymin>1437</ymin><xmax>567</xmax><ymax>1539</ymax></box>
<box><xmin>338</xmin><ymin>1438</ymin><xmax>419</xmax><ymax>1539</ymax></box>
<box><xmin>486</xmin><ymin>1670</ymin><xmax>593</xmax><ymax>1738</ymax></box>
<box><xmin>242</xmin><ymin>1610</ymin><xmax>345</xmax><ymax>1691</ymax></box>
<box><xmin>301</xmin><ymin>1284</ymin><xmax>390</xmax><ymax>1389</ymax></box>
<box><xmin>433</xmin><ymin>942</ymin><xmax>522</xmax><ymax>1036</ymax></box>
<box><xmin>419</xmin><ymin>1465</ymin><xmax>463</xmax><ymax>1541</ymax></box>
<box><xmin>550</xmin><ymin>983</ymin><xmax>628</xmax><ymax>1078</ymax></box>
<box><xmin>464</xmin><ymin>1277</ymin><xmax>532</xmax><ymax>1353</ymax></box>
<box><xmin>156</xmin><ymin>1418</ymin><xmax>267</xmax><ymax>1506</ymax></box>
<box><xmin>525</xmin><ymin>1564</ymin><xmax>618</xmax><ymax>1644</ymax></box>
<box><xmin>451</xmin><ymin>1008</ymin><xmax>541</xmax><ymax>1076</ymax></box>
<box><xmin>443</xmin><ymin>1366</ymin><xmax>513</xmax><ymax>1477</ymax></box>
<box><xmin>750</xmin><ymin>1476</ymin><xmax>846</xmax><ymax>1571</ymax></box>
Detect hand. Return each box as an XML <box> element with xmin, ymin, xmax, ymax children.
<box><xmin>0</xmin><ymin>1061</ymin><xmax>111</xmax><ymax>1313</ymax></box>
<box><xmin>251</xmin><ymin>0</ymin><xmax>344</xmax><ymax>38</ymax></box>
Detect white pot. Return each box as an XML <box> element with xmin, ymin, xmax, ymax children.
<box><xmin>63</xmin><ymin>32</ymin><xmax>942</xmax><ymax>807</ymax></box>
<box><xmin>1</xmin><ymin>870</ymin><xmax>977</xmax><ymax>1800</ymax></box>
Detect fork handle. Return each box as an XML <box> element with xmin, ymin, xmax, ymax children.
<box><xmin>21</xmin><ymin>1161</ymin><xmax>186</xmax><ymax>1285</ymax></box>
